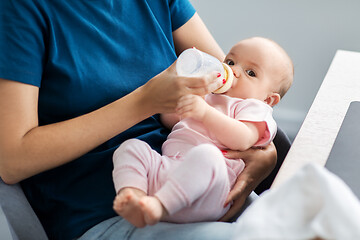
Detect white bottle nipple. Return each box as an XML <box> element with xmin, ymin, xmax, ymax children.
<box><xmin>212</xmin><ymin>63</ymin><xmax>234</xmax><ymax>94</ymax></box>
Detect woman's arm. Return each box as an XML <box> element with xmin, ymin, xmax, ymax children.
<box><xmin>173</xmin><ymin>13</ymin><xmax>225</xmax><ymax>61</ymax></box>
<box><xmin>0</xmin><ymin>65</ymin><xmax>223</xmax><ymax>184</ymax></box>
<box><xmin>0</xmin><ymin>79</ymin><xmax>152</xmax><ymax>184</ymax></box>
<box><xmin>0</xmin><ymin>11</ymin><xmax>228</xmax><ymax>185</ymax></box>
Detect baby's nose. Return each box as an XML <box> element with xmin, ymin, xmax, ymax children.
<box><xmin>231</xmin><ymin>66</ymin><xmax>240</xmax><ymax>78</ymax></box>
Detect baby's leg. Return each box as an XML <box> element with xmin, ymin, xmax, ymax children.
<box><xmin>112</xmin><ymin>139</ymin><xmax>166</xmax><ymax>227</ymax></box>
<box><xmin>113</xmin><ymin>139</ymin><xmax>161</xmax><ymax>194</ymax></box>
<box><xmin>155</xmin><ymin>144</ymin><xmax>230</xmax><ymax>222</ymax></box>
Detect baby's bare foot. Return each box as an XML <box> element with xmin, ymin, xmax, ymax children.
<box><xmin>139</xmin><ymin>196</ymin><xmax>167</xmax><ymax>226</ymax></box>
<box><xmin>113</xmin><ymin>188</ymin><xmax>147</xmax><ymax>228</ymax></box>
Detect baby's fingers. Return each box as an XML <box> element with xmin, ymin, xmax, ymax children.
<box><xmin>177</xmin><ymin>95</ymin><xmax>194</xmax><ymax>108</ymax></box>
<box><xmin>176</xmin><ymin>95</ymin><xmax>196</xmax><ymax>117</ymax></box>
<box><xmin>176</xmin><ymin>102</ymin><xmax>192</xmax><ymax>117</ymax></box>
<box><xmin>176</xmin><ymin>108</ymin><xmax>192</xmax><ymax>119</ymax></box>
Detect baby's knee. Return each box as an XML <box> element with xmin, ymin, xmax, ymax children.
<box><xmin>188</xmin><ymin>144</ymin><xmax>226</xmax><ymax>170</ymax></box>
<box><xmin>113</xmin><ymin>139</ymin><xmax>143</xmax><ymax>160</ymax></box>
<box><xmin>119</xmin><ymin>139</ymin><xmax>141</xmax><ymax>149</ymax></box>
<box><xmin>192</xmin><ymin>144</ymin><xmax>223</xmax><ymax>158</ymax></box>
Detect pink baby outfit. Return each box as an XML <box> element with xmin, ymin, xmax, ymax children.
<box><xmin>113</xmin><ymin>94</ymin><xmax>276</xmax><ymax>223</ymax></box>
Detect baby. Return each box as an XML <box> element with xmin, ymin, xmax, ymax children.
<box><xmin>112</xmin><ymin>37</ymin><xmax>294</xmax><ymax>227</ymax></box>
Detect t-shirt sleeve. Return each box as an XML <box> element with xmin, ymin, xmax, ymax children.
<box><xmin>169</xmin><ymin>0</ymin><xmax>196</xmax><ymax>31</ymax></box>
<box><xmin>233</xmin><ymin>99</ymin><xmax>277</xmax><ymax>147</ymax></box>
<box><xmin>0</xmin><ymin>0</ymin><xmax>46</xmax><ymax>86</ymax></box>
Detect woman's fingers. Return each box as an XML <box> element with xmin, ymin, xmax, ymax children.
<box><xmin>219</xmin><ymin>195</ymin><xmax>247</xmax><ymax>222</ymax></box>
<box><xmin>219</xmin><ymin>179</ymin><xmax>248</xmax><ymax>221</ymax></box>
<box><xmin>219</xmin><ymin>174</ymin><xmax>252</xmax><ymax>222</ymax></box>
<box><xmin>180</xmin><ymin>71</ymin><xmax>220</xmax><ymax>87</ymax></box>
<box><xmin>219</xmin><ymin>144</ymin><xmax>277</xmax><ymax>222</ymax></box>
<box><xmin>184</xmin><ymin>71</ymin><xmax>223</xmax><ymax>95</ymax></box>
<box><xmin>224</xmin><ymin>180</ymin><xmax>246</xmax><ymax>207</ymax></box>
<box><xmin>222</xmin><ymin>149</ymin><xmax>247</xmax><ymax>159</ymax></box>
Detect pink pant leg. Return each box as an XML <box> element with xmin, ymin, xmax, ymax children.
<box><xmin>112</xmin><ymin>139</ymin><xmax>166</xmax><ymax>194</ymax></box>
<box><xmin>155</xmin><ymin>144</ymin><xmax>231</xmax><ymax>223</ymax></box>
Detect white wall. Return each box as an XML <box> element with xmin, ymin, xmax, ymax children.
<box><xmin>190</xmin><ymin>0</ymin><xmax>360</xmax><ymax>141</ymax></box>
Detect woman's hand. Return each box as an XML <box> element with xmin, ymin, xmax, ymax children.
<box><xmin>219</xmin><ymin>142</ymin><xmax>277</xmax><ymax>221</ymax></box>
<box><xmin>140</xmin><ymin>61</ymin><xmax>223</xmax><ymax>115</ymax></box>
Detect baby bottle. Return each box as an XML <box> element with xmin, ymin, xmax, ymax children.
<box><xmin>176</xmin><ymin>48</ymin><xmax>234</xmax><ymax>93</ymax></box>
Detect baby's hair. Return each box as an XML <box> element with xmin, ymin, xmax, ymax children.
<box><xmin>263</xmin><ymin>37</ymin><xmax>294</xmax><ymax>99</ymax></box>
<box><xmin>278</xmin><ymin>65</ymin><xmax>294</xmax><ymax>98</ymax></box>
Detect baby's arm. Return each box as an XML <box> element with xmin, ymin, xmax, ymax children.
<box><xmin>176</xmin><ymin>95</ymin><xmax>266</xmax><ymax>151</ymax></box>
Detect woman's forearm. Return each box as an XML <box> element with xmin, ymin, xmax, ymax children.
<box><xmin>173</xmin><ymin>13</ymin><xmax>225</xmax><ymax>60</ymax></box>
<box><xmin>0</xmin><ymin>81</ymin><xmax>153</xmax><ymax>184</ymax></box>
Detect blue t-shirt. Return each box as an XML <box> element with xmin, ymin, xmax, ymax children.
<box><xmin>0</xmin><ymin>0</ymin><xmax>195</xmax><ymax>239</ymax></box>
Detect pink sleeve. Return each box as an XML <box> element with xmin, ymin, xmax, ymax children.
<box><xmin>232</xmin><ymin>99</ymin><xmax>277</xmax><ymax>147</ymax></box>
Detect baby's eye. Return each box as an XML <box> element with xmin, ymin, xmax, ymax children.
<box><xmin>246</xmin><ymin>69</ymin><xmax>256</xmax><ymax>77</ymax></box>
<box><xmin>225</xmin><ymin>59</ymin><xmax>234</xmax><ymax>66</ymax></box>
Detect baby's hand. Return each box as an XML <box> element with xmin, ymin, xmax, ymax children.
<box><xmin>176</xmin><ymin>94</ymin><xmax>209</xmax><ymax>121</ymax></box>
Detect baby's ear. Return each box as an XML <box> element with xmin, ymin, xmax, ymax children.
<box><xmin>265</xmin><ymin>93</ymin><xmax>280</xmax><ymax>107</ymax></box>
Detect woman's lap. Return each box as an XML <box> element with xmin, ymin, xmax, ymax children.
<box><xmin>79</xmin><ymin>217</ymin><xmax>235</xmax><ymax>240</ymax></box>
<box><xmin>79</xmin><ymin>192</ymin><xmax>258</xmax><ymax>240</ymax></box>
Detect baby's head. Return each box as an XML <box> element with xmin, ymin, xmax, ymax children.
<box><xmin>223</xmin><ymin>37</ymin><xmax>294</xmax><ymax>107</ymax></box>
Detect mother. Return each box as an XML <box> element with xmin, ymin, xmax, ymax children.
<box><xmin>0</xmin><ymin>1</ymin><xmax>279</xmax><ymax>239</ymax></box>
